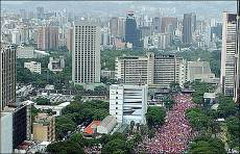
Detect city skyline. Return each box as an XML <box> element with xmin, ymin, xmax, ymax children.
<box><xmin>0</xmin><ymin>1</ymin><xmax>239</xmax><ymax>154</ymax></box>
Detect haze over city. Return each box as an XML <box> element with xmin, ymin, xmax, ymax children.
<box><xmin>0</xmin><ymin>1</ymin><xmax>239</xmax><ymax>154</ymax></box>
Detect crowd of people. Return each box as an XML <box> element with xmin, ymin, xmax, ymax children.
<box><xmin>138</xmin><ymin>94</ymin><xmax>197</xmax><ymax>153</ymax></box>
<box><xmin>84</xmin><ymin>145</ymin><xmax>101</xmax><ymax>154</ymax></box>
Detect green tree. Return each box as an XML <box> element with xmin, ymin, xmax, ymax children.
<box><xmin>102</xmin><ymin>139</ymin><xmax>129</xmax><ymax>154</ymax></box>
<box><xmin>189</xmin><ymin>136</ymin><xmax>226</xmax><ymax>154</ymax></box>
<box><xmin>146</xmin><ymin>106</ymin><xmax>166</xmax><ymax>128</ymax></box>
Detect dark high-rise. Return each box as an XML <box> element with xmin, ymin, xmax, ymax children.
<box><xmin>182</xmin><ymin>13</ymin><xmax>196</xmax><ymax>44</ymax></box>
<box><xmin>0</xmin><ymin>44</ymin><xmax>16</xmax><ymax>111</ymax></box>
<box><xmin>125</xmin><ymin>11</ymin><xmax>141</xmax><ymax>48</ymax></box>
<box><xmin>36</xmin><ymin>7</ymin><xmax>44</xmax><ymax>20</ymax></box>
<box><xmin>152</xmin><ymin>17</ymin><xmax>161</xmax><ymax>33</ymax></box>
<box><xmin>210</xmin><ymin>23</ymin><xmax>222</xmax><ymax>41</ymax></box>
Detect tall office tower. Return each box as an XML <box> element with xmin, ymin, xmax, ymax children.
<box><xmin>36</xmin><ymin>7</ymin><xmax>44</xmax><ymax>20</ymax></box>
<box><xmin>220</xmin><ymin>12</ymin><xmax>237</xmax><ymax>97</ymax></box>
<box><xmin>182</xmin><ymin>13</ymin><xmax>193</xmax><ymax>44</ymax></box>
<box><xmin>125</xmin><ymin>11</ymin><xmax>141</xmax><ymax>48</ymax></box>
<box><xmin>161</xmin><ymin>17</ymin><xmax>177</xmax><ymax>34</ymax></box>
<box><xmin>118</xmin><ymin>17</ymin><xmax>125</xmax><ymax>39</ymax></box>
<box><xmin>191</xmin><ymin>13</ymin><xmax>197</xmax><ymax>32</ymax></box>
<box><xmin>234</xmin><ymin>2</ymin><xmax>240</xmax><ymax>103</ymax></box>
<box><xmin>72</xmin><ymin>21</ymin><xmax>101</xmax><ymax>84</ymax></box>
<box><xmin>66</xmin><ymin>27</ymin><xmax>73</xmax><ymax>52</ymax></box>
<box><xmin>110</xmin><ymin>17</ymin><xmax>119</xmax><ymax>37</ymax></box>
<box><xmin>109</xmin><ymin>84</ymin><xmax>148</xmax><ymax>124</ymax></box>
<box><xmin>37</xmin><ymin>26</ymin><xmax>58</xmax><ymax>50</ymax></box>
<box><xmin>0</xmin><ymin>44</ymin><xmax>16</xmax><ymax>111</ymax></box>
<box><xmin>152</xmin><ymin>17</ymin><xmax>161</xmax><ymax>33</ymax></box>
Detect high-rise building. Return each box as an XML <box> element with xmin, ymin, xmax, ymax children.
<box><xmin>210</xmin><ymin>23</ymin><xmax>222</xmax><ymax>42</ymax></box>
<box><xmin>115</xmin><ymin>56</ymin><xmax>148</xmax><ymax>85</ymax></box>
<box><xmin>0</xmin><ymin>44</ymin><xmax>16</xmax><ymax>111</ymax></box>
<box><xmin>161</xmin><ymin>17</ymin><xmax>177</xmax><ymax>34</ymax></box>
<box><xmin>72</xmin><ymin>21</ymin><xmax>101</xmax><ymax>84</ymax></box>
<box><xmin>220</xmin><ymin>12</ymin><xmax>237</xmax><ymax>96</ymax></box>
<box><xmin>109</xmin><ymin>84</ymin><xmax>148</xmax><ymax>124</ymax></box>
<box><xmin>182</xmin><ymin>13</ymin><xmax>193</xmax><ymax>44</ymax></box>
<box><xmin>152</xmin><ymin>17</ymin><xmax>161</xmax><ymax>33</ymax></box>
<box><xmin>0</xmin><ymin>104</ymin><xmax>31</xmax><ymax>153</ymax></box>
<box><xmin>115</xmin><ymin>53</ymin><xmax>186</xmax><ymax>88</ymax></box>
<box><xmin>66</xmin><ymin>27</ymin><xmax>73</xmax><ymax>52</ymax></box>
<box><xmin>150</xmin><ymin>53</ymin><xmax>186</xmax><ymax>88</ymax></box>
<box><xmin>36</xmin><ymin>7</ymin><xmax>44</xmax><ymax>20</ymax></box>
<box><xmin>37</xmin><ymin>26</ymin><xmax>59</xmax><ymax>51</ymax></box>
<box><xmin>234</xmin><ymin>2</ymin><xmax>240</xmax><ymax>103</ymax></box>
<box><xmin>110</xmin><ymin>17</ymin><xmax>125</xmax><ymax>38</ymax></box>
<box><xmin>125</xmin><ymin>11</ymin><xmax>141</xmax><ymax>48</ymax></box>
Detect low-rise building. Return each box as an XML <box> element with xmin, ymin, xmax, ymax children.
<box><xmin>33</xmin><ymin>113</ymin><xmax>55</xmax><ymax>142</ymax></box>
<box><xmin>97</xmin><ymin>115</ymin><xmax>117</xmax><ymax>134</ymax></box>
<box><xmin>203</xmin><ymin>93</ymin><xmax>216</xmax><ymax>105</ymax></box>
<box><xmin>48</xmin><ymin>56</ymin><xmax>65</xmax><ymax>73</ymax></box>
<box><xmin>187</xmin><ymin>61</ymin><xmax>215</xmax><ymax>82</ymax></box>
<box><xmin>24</xmin><ymin>61</ymin><xmax>41</xmax><ymax>74</ymax></box>
<box><xmin>101</xmin><ymin>70</ymin><xmax>115</xmax><ymax>79</ymax></box>
<box><xmin>84</xmin><ymin>120</ymin><xmax>101</xmax><ymax>136</ymax></box>
<box><xmin>16</xmin><ymin>46</ymin><xmax>35</xmax><ymax>59</ymax></box>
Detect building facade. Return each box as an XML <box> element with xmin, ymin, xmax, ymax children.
<box><xmin>72</xmin><ymin>21</ymin><xmax>101</xmax><ymax>84</ymax></box>
<box><xmin>37</xmin><ymin>26</ymin><xmax>58</xmax><ymax>51</ymax></box>
<box><xmin>0</xmin><ymin>44</ymin><xmax>16</xmax><ymax>111</ymax></box>
<box><xmin>33</xmin><ymin>113</ymin><xmax>55</xmax><ymax>142</ymax></box>
<box><xmin>187</xmin><ymin>61</ymin><xmax>215</xmax><ymax>81</ymax></box>
<box><xmin>109</xmin><ymin>84</ymin><xmax>148</xmax><ymax>124</ymax></box>
<box><xmin>24</xmin><ymin>61</ymin><xmax>41</xmax><ymax>74</ymax></box>
<box><xmin>115</xmin><ymin>53</ymin><xmax>187</xmax><ymax>88</ymax></box>
<box><xmin>125</xmin><ymin>12</ymin><xmax>141</xmax><ymax>48</ymax></box>
<box><xmin>182</xmin><ymin>13</ymin><xmax>195</xmax><ymax>44</ymax></box>
<box><xmin>220</xmin><ymin>12</ymin><xmax>237</xmax><ymax>96</ymax></box>
<box><xmin>48</xmin><ymin>56</ymin><xmax>65</xmax><ymax>73</ymax></box>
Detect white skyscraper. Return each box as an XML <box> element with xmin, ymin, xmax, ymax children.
<box><xmin>72</xmin><ymin>21</ymin><xmax>101</xmax><ymax>84</ymax></box>
<box><xmin>109</xmin><ymin>84</ymin><xmax>148</xmax><ymax>125</ymax></box>
<box><xmin>220</xmin><ymin>12</ymin><xmax>237</xmax><ymax>96</ymax></box>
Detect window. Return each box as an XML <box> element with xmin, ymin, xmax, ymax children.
<box><xmin>116</xmin><ymin>97</ymin><xmax>118</xmax><ymax>99</ymax></box>
<box><xmin>116</xmin><ymin>102</ymin><xmax>118</xmax><ymax>104</ymax></box>
<box><xmin>116</xmin><ymin>112</ymin><xmax>118</xmax><ymax>115</ymax></box>
<box><xmin>116</xmin><ymin>107</ymin><xmax>118</xmax><ymax>109</ymax></box>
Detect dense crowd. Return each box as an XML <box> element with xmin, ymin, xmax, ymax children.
<box><xmin>138</xmin><ymin>94</ymin><xmax>197</xmax><ymax>153</ymax></box>
<box><xmin>84</xmin><ymin>146</ymin><xmax>101</xmax><ymax>154</ymax></box>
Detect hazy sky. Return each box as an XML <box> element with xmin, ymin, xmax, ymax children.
<box><xmin>1</xmin><ymin>1</ymin><xmax>237</xmax><ymax>20</ymax></box>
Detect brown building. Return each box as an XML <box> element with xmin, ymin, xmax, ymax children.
<box><xmin>110</xmin><ymin>17</ymin><xmax>125</xmax><ymax>38</ymax></box>
<box><xmin>161</xmin><ymin>17</ymin><xmax>177</xmax><ymax>33</ymax></box>
<box><xmin>33</xmin><ymin>113</ymin><xmax>55</xmax><ymax>142</ymax></box>
<box><xmin>37</xmin><ymin>26</ymin><xmax>58</xmax><ymax>51</ymax></box>
<box><xmin>0</xmin><ymin>44</ymin><xmax>16</xmax><ymax>111</ymax></box>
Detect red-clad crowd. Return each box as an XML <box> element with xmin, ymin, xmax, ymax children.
<box><xmin>138</xmin><ymin>94</ymin><xmax>197</xmax><ymax>153</ymax></box>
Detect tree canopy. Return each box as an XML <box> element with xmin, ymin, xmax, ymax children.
<box><xmin>146</xmin><ymin>106</ymin><xmax>166</xmax><ymax>128</ymax></box>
